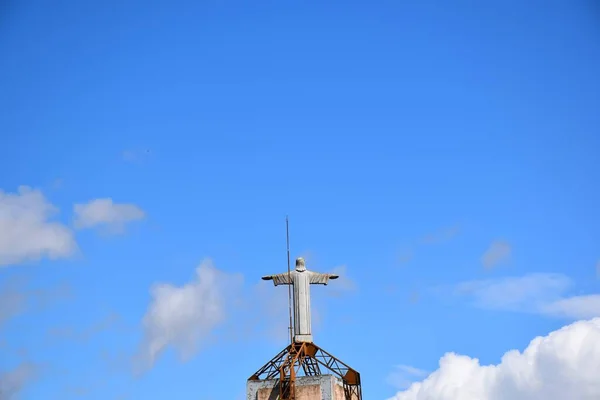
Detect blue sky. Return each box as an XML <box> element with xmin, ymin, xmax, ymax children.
<box><xmin>1</xmin><ymin>1</ymin><xmax>600</xmax><ymax>399</ymax></box>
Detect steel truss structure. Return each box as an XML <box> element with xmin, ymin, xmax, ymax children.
<box><xmin>248</xmin><ymin>341</ymin><xmax>362</xmax><ymax>400</ymax></box>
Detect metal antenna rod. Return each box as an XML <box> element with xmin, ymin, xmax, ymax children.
<box><xmin>286</xmin><ymin>216</ymin><xmax>294</xmax><ymax>345</ymax></box>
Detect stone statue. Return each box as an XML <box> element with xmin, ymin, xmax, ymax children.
<box><xmin>262</xmin><ymin>257</ymin><xmax>339</xmax><ymax>343</ymax></box>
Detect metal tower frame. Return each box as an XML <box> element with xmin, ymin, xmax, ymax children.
<box><xmin>248</xmin><ymin>341</ymin><xmax>362</xmax><ymax>400</ymax></box>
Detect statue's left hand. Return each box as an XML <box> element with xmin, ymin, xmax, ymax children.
<box><xmin>329</xmin><ymin>274</ymin><xmax>339</xmax><ymax>279</ymax></box>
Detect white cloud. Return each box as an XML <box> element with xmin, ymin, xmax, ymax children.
<box><xmin>0</xmin><ymin>186</ymin><xmax>77</xmax><ymax>267</ymax></box>
<box><xmin>134</xmin><ymin>259</ymin><xmax>242</xmax><ymax>373</ymax></box>
<box><xmin>388</xmin><ymin>318</ymin><xmax>600</xmax><ymax>400</ymax></box>
<box><xmin>386</xmin><ymin>365</ymin><xmax>428</xmax><ymax>390</ymax></box>
<box><xmin>73</xmin><ymin>198</ymin><xmax>145</xmax><ymax>233</ymax></box>
<box><xmin>453</xmin><ymin>273</ymin><xmax>600</xmax><ymax>320</ymax></box>
<box><xmin>481</xmin><ymin>240</ymin><xmax>511</xmax><ymax>269</ymax></box>
<box><xmin>0</xmin><ymin>362</ymin><xmax>39</xmax><ymax>399</ymax></box>
<box><xmin>542</xmin><ymin>295</ymin><xmax>600</xmax><ymax>320</ymax></box>
<box><xmin>455</xmin><ymin>273</ymin><xmax>571</xmax><ymax>312</ymax></box>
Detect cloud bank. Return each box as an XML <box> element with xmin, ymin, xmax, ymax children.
<box><xmin>0</xmin><ymin>186</ymin><xmax>147</xmax><ymax>267</ymax></box>
<box><xmin>134</xmin><ymin>259</ymin><xmax>242</xmax><ymax>373</ymax></box>
<box><xmin>455</xmin><ymin>273</ymin><xmax>600</xmax><ymax>320</ymax></box>
<box><xmin>0</xmin><ymin>186</ymin><xmax>77</xmax><ymax>267</ymax></box>
<box><xmin>73</xmin><ymin>198</ymin><xmax>145</xmax><ymax>233</ymax></box>
<box><xmin>388</xmin><ymin>318</ymin><xmax>600</xmax><ymax>400</ymax></box>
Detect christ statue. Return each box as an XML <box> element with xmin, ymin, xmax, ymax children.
<box><xmin>262</xmin><ymin>257</ymin><xmax>339</xmax><ymax>343</ymax></box>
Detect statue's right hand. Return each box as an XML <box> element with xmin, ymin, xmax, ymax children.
<box><xmin>261</xmin><ymin>276</ymin><xmax>273</xmax><ymax>280</ymax></box>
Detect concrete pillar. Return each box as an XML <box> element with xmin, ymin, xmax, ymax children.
<box><xmin>247</xmin><ymin>375</ymin><xmax>339</xmax><ymax>400</ymax></box>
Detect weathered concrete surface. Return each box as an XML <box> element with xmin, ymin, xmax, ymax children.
<box><xmin>247</xmin><ymin>375</ymin><xmax>339</xmax><ymax>400</ymax></box>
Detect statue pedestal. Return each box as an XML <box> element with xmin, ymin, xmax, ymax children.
<box><xmin>248</xmin><ymin>375</ymin><xmax>352</xmax><ymax>400</ymax></box>
<box><xmin>294</xmin><ymin>334</ymin><xmax>313</xmax><ymax>343</ymax></box>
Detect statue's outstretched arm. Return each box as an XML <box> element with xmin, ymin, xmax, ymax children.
<box><xmin>309</xmin><ymin>272</ymin><xmax>339</xmax><ymax>284</ymax></box>
<box><xmin>262</xmin><ymin>273</ymin><xmax>292</xmax><ymax>286</ymax></box>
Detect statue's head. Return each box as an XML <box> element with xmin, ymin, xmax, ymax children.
<box><xmin>295</xmin><ymin>257</ymin><xmax>306</xmax><ymax>272</ymax></box>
